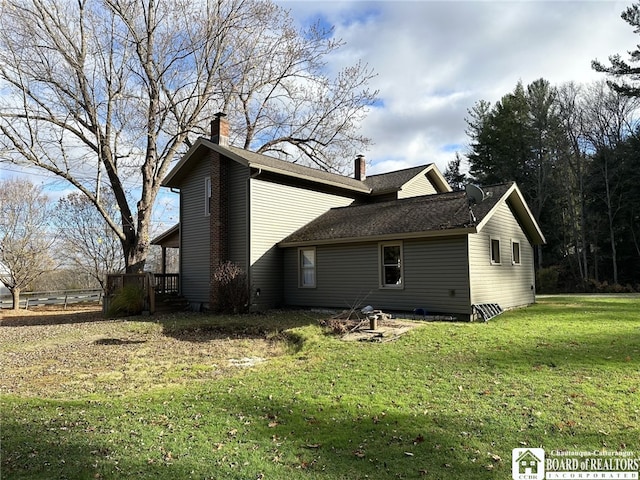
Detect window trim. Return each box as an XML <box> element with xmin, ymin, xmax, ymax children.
<box><xmin>490</xmin><ymin>236</ymin><xmax>501</xmax><ymax>265</ymax></box>
<box><xmin>511</xmin><ymin>239</ymin><xmax>521</xmax><ymax>265</ymax></box>
<box><xmin>204</xmin><ymin>177</ymin><xmax>211</xmax><ymax>216</ymax></box>
<box><xmin>379</xmin><ymin>241</ymin><xmax>404</xmax><ymax>289</ymax></box>
<box><xmin>298</xmin><ymin>247</ymin><xmax>316</xmax><ymax>288</ymax></box>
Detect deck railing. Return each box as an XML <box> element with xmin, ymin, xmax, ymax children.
<box><xmin>154</xmin><ymin>273</ymin><xmax>179</xmax><ymax>295</ymax></box>
<box><xmin>103</xmin><ymin>273</ymin><xmax>180</xmax><ymax>315</ymax></box>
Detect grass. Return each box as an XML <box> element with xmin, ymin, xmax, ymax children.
<box><xmin>0</xmin><ymin>308</ymin><xmax>319</xmax><ymax>398</ymax></box>
<box><xmin>1</xmin><ymin>295</ymin><xmax>639</xmax><ymax>479</ymax></box>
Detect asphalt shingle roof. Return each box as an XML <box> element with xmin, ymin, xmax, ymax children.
<box><xmin>363</xmin><ymin>165</ymin><xmax>433</xmax><ymax>194</ymax></box>
<box><xmin>165</xmin><ymin>138</ymin><xmax>442</xmax><ymax>196</ymax></box>
<box><xmin>226</xmin><ymin>145</ymin><xmax>369</xmax><ymax>192</ymax></box>
<box><xmin>280</xmin><ymin>183</ymin><xmax>513</xmax><ymax>245</ymax></box>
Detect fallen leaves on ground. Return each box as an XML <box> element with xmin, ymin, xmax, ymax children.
<box><xmin>0</xmin><ymin>305</ymin><xmax>288</xmax><ymax>398</ymax></box>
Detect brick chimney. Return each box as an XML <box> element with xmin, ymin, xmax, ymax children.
<box><xmin>354</xmin><ymin>154</ymin><xmax>366</xmax><ymax>180</ymax></box>
<box><xmin>208</xmin><ymin>112</ymin><xmax>230</xmax><ymax>311</ymax></box>
<box><xmin>210</xmin><ymin>112</ymin><xmax>229</xmax><ymax>146</ymax></box>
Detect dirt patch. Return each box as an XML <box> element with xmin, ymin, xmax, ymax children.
<box><xmin>319</xmin><ymin>311</ymin><xmax>422</xmax><ymax>342</ymax></box>
<box><xmin>0</xmin><ymin>304</ymin><xmax>289</xmax><ymax>399</ymax></box>
<box><xmin>339</xmin><ymin>319</ymin><xmax>421</xmax><ymax>342</ymax></box>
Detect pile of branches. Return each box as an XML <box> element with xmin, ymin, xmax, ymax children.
<box><xmin>320</xmin><ymin>309</ymin><xmax>366</xmax><ymax>334</ymax></box>
<box><xmin>319</xmin><ymin>306</ymin><xmax>391</xmax><ymax>335</ymax></box>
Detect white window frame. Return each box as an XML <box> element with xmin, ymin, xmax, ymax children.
<box><xmin>490</xmin><ymin>236</ymin><xmax>501</xmax><ymax>265</ymax></box>
<box><xmin>204</xmin><ymin>177</ymin><xmax>211</xmax><ymax>216</ymax></box>
<box><xmin>379</xmin><ymin>241</ymin><xmax>404</xmax><ymax>289</ymax></box>
<box><xmin>298</xmin><ymin>247</ymin><xmax>316</xmax><ymax>288</ymax></box>
<box><xmin>511</xmin><ymin>239</ymin><xmax>521</xmax><ymax>265</ymax></box>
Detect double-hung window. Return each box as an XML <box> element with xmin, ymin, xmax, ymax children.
<box><xmin>204</xmin><ymin>177</ymin><xmax>211</xmax><ymax>216</ymax></box>
<box><xmin>490</xmin><ymin>237</ymin><xmax>501</xmax><ymax>265</ymax></box>
<box><xmin>299</xmin><ymin>247</ymin><xmax>316</xmax><ymax>288</ymax></box>
<box><xmin>511</xmin><ymin>240</ymin><xmax>521</xmax><ymax>265</ymax></box>
<box><xmin>380</xmin><ymin>242</ymin><xmax>403</xmax><ymax>288</ymax></box>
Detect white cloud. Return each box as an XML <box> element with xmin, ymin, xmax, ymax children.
<box><xmin>280</xmin><ymin>0</ymin><xmax>637</xmax><ymax>173</ymax></box>
<box><xmin>4</xmin><ymin>0</ymin><xmax>636</xmax><ymax>224</ymax></box>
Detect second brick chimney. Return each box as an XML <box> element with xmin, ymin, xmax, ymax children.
<box><xmin>354</xmin><ymin>154</ymin><xmax>366</xmax><ymax>181</ymax></box>
<box><xmin>210</xmin><ymin>112</ymin><xmax>229</xmax><ymax>146</ymax></box>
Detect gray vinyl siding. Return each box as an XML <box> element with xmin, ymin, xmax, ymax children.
<box><xmin>179</xmin><ymin>158</ymin><xmax>210</xmax><ymax>305</ymax></box>
<box><xmin>468</xmin><ymin>201</ymin><xmax>536</xmax><ymax>309</ymax></box>
<box><xmin>228</xmin><ymin>161</ymin><xmax>249</xmax><ymax>271</ymax></box>
<box><xmin>398</xmin><ymin>173</ymin><xmax>439</xmax><ymax>198</ymax></box>
<box><xmin>283</xmin><ymin>237</ymin><xmax>471</xmax><ymax>315</ymax></box>
<box><xmin>249</xmin><ymin>178</ymin><xmax>353</xmax><ymax>309</ymax></box>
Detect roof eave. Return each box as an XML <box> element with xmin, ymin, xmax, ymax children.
<box><xmin>150</xmin><ymin>223</ymin><xmax>180</xmax><ymax>246</ymax></box>
<box><xmin>475</xmin><ymin>183</ymin><xmax>546</xmax><ymax>245</ymax></box>
<box><xmin>278</xmin><ymin>227</ymin><xmax>476</xmax><ymax>248</ymax></box>
<box><xmin>255</xmin><ymin>163</ymin><xmax>371</xmax><ymax>193</ymax></box>
<box><xmin>424</xmin><ymin>164</ymin><xmax>453</xmax><ymax>193</ymax></box>
<box><xmin>161</xmin><ymin>137</ymin><xmax>213</xmax><ymax>188</ymax></box>
<box><xmin>162</xmin><ymin>138</ymin><xmax>370</xmax><ymax>193</ymax></box>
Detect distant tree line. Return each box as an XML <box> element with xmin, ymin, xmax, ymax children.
<box><xmin>0</xmin><ymin>178</ymin><xmax>174</xmax><ymax>309</ymax></box>
<box><xmin>450</xmin><ymin>3</ymin><xmax>640</xmax><ymax>292</ymax></box>
<box><xmin>446</xmin><ymin>79</ymin><xmax>639</xmax><ymax>292</ymax></box>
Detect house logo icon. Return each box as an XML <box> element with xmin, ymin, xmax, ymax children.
<box><xmin>512</xmin><ymin>448</ymin><xmax>545</xmax><ymax>480</ymax></box>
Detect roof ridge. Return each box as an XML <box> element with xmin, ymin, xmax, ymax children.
<box><xmin>365</xmin><ymin>163</ymin><xmax>432</xmax><ymax>179</ymax></box>
<box><xmin>476</xmin><ymin>181</ymin><xmax>514</xmax><ymax>188</ymax></box>
<box><xmin>227</xmin><ymin>144</ymin><xmax>343</xmax><ymax>176</ymax></box>
<box><xmin>223</xmin><ymin>143</ymin><xmax>370</xmax><ymax>192</ymax></box>
<box><xmin>330</xmin><ymin>189</ymin><xmax>466</xmax><ymax>211</ymax></box>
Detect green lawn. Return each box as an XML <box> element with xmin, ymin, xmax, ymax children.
<box><xmin>1</xmin><ymin>295</ymin><xmax>639</xmax><ymax>479</ymax></box>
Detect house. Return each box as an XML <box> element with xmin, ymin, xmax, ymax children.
<box><xmin>156</xmin><ymin>113</ymin><xmax>545</xmax><ymax>319</ymax></box>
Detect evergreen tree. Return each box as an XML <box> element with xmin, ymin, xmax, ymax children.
<box><xmin>592</xmin><ymin>3</ymin><xmax>640</xmax><ymax>97</ymax></box>
<box><xmin>443</xmin><ymin>153</ymin><xmax>468</xmax><ymax>191</ymax></box>
<box><xmin>466</xmin><ymin>79</ymin><xmax>567</xmax><ymax>269</ymax></box>
<box><xmin>466</xmin><ymin>79</ymin><xmax>639</xmax><ymax>288</ymax></box>
<box><xmin>468</xmin><ymin>82</ymin><xmax>532</xmax><ymax>189</ymax></box>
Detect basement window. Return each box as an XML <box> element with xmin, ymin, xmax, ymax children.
<box><xmin>490</xmin><ymin>237</ymin><xmax>501</xmax><ymax>265</ymax></box>
<box><xmin>380</xmin><ymin>242</ymin><xmax>403</xmax><ymax>288</ymax></box>
<box><xmin>299</xmin><ymin>247</ymin><xmax>316</xmax><ymax>288</ymax></box>
<box><xmin>512</xmin><ymin>240</ymin><xmax>521</xmax><ymax>265</ymax></box>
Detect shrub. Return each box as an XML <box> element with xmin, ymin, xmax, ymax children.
<box><xmin>536</xmin><ymin>266</ymin><xmax>559</xmax><ymax>293</ymax></box>
<box><xmin>584</xmin><ymin>279</ymin><xmax>636</xmax><ymax>294</ymax></box>
<box><xmin>106</xmin><ymin>284</ymin><xmax>145</xmax><ymax>317</ymax></box>
<box><xmin>212</xmin><ymin>261</ymin><xmax>249</xmax><ymax>314</ymax></box>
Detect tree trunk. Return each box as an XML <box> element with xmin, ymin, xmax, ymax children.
<box><xmin>608</xmin><ymin>212</ymin><xmax>618</xmax><ymax>284</ymax></box>
<box><xmin>603</xmin><ymin>159</ymin><xmax>619</xmax><ymax>284</ymax></box>
<box><xmin>123</xmin><ymin>235</ymin><xmax>148</xmax><ymax>274</ymax></box>
<box><xmin>631</xmin><ymin>212</ymin><xmax>640</xmax><ymax>258</ymax></box>
<box><xmin>11</xmin><ymin>287</ymin><xmax>20</xmax><ymax>310</ymax></box>
<box><xmin>536</xmin><ymin>244</ymin><xmax>543</xmax><ymax>271</ymax></box>
<box><xmin>580</xmin><ymin>205</ymin><xmax>588</xmax><ymax>281</ymax></box>
<box><xmin>122</xmin><ymin>205</ymin><xmax>152</xmax><ymax>274</ymax></box>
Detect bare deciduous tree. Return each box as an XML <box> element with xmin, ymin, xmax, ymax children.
<box><xmin>0</xmin><ymin>0</ymin><xmax>377</xmax><ymax>272</ymax></box>
<box><xmin>555</xmin><ymin>82</ymin><xmax>591</xmax><ymax>281</ymax></box>
<box><xmin>0</xmin><ymin>179</ymin><xmax>57</xmax><ymax>309</ymax></box>
<box><xmin>580</xmin><ymin>83</ymin><xmax>640</xmax><ymax>284</ymax></box>
<box><xmin>53</xmin><ymin>190</ymin><xmax>125</xmax><ymax>289</ymax></box>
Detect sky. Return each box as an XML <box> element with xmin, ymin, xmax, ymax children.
<box><xmin>277</xmin><ymin>0</ymin><xmax>637</xmax><ymax>176</ymax></box>
<box><xmin>1</xmin><ymin>0</ymin><xmax>636</xmax><ymax>234</ymax></box>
